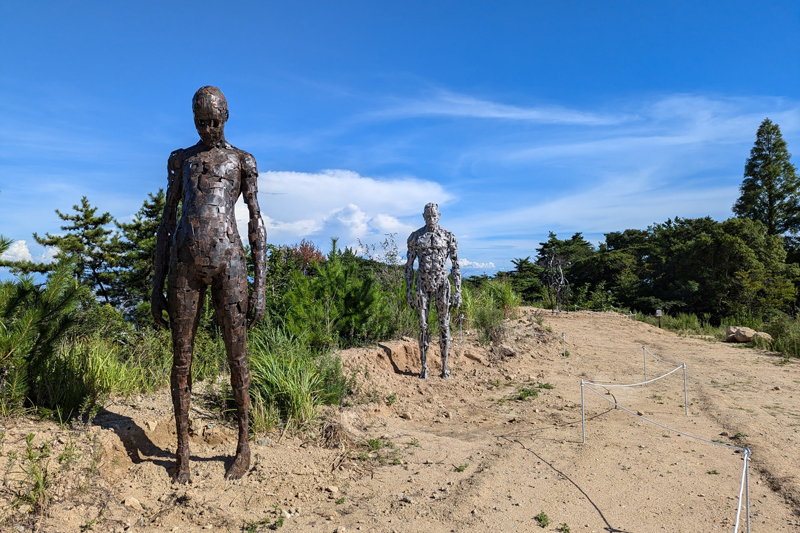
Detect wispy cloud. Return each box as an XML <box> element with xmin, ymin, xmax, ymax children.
<box><xmin>367</xmin><ymin>89</ymin><xmax>626</xmax><ymax>126</ymax></box>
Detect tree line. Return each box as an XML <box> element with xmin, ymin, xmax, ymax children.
<box><xmin>492</xmin><ymin>118</ymin><xmax>800</xmax><ymax>323</ymax></box>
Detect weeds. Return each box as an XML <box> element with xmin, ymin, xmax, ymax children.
<box><xmin>386</xmin><ymin>392</ymin><xmax>397</xmax><ymax>406</ymax></box>
<box><xmin>454</xmin><ymin>463</ymin><xmax>469</xmax><ymax>472</ymax></box>
<box><xmin>517</xmin><ymin>387</ymin><xmax>539</xmax><ymax>400</ymax></box>
<box><xmin>535</xmin><ymin>511</ymin><xmax>550</xmax><ymax>527</ymax></box>
<box><xmin>557</xmin><ymin>524</ymin><xmax>571</xmax><ymax>533</ymax></box>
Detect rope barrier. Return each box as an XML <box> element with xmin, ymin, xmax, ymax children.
<box><xmin>644</xmin><ymin>347</ymin><xmax>682</xmax><ymax>367</ymax></box>
<box><xmin>581</xmin><ymin>382</ymin><xmax>751</xmax><ymax>533</ymax></box>
<box><xmin>582</xmin><ymin>364</ymin><xmax>684</xmax><ymax>388</ymax></box>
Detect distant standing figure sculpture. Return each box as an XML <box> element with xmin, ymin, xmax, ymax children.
<box><xmin>152</xmin><ymin>86</ymin><xmax>266</xmax><ymax>483</ymax></box>
<box><xmin>405</xmin><ymin>203</ymin><xmax>461</xmax><ymax>379</ymax></box>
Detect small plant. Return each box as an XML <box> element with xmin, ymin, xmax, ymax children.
<box><xmin>733</xmin><ymin>432</ymin><xmax>748</xmax><ymax>439</ymax></box>
<box><xmin>336</xmin><ymin>497</ymin><xmax>345</xmax><ymax>505</ymax></box>
<box><xmin>357</xmin><ymin>452</ymin><xmax>368</xmax><ymax>462</ymax></box>
<box><xmin>408</xmin><ymin>437</ymin><xmax>420</xmax><ymax>447</ymax></box>
<box><xmin>455</xmin><ymin>463</ymin><xmax>469</xmax><ymax>472</ymax></box>
<box><xmin>245</xmin><ymin>517</ymin><xmax>271</xmax><ymax>533</ymax></box>
<box><xmin>517</xmin><ymin>387</ymin><xmax>539</xmax><ymax>400</ymax></box>
<box><xmin>538</xmin><ymin>382</ymin><xmax>554</xmax><ymax>390</ymax></box>
<box><xmin>557</xmin><ymin>524</ymin><xmax>571</xmax><ymax>533</ymax></box>
<box><xmin>563</xmin><ymin>350</ymin><xmax>570</xmax><ymax>357</ymax></box>
<box><xmin>489</xmin><ymin>379</ymin><xmax>501</xmax><ymax>388</ymax></box>
<box><xmin>367</xmin><ymin>438</ymin><xmax>382</xmax><ymax>451</ymax></box>
<box><xmin>535</xmin><ymin>511</ymin><xmax>550</xmax><ymax>527</ymax></box>
<box><xmin>386</xmin><ymin>392</ymin><xmax>397</xmax><ymax>406</ymax></box>
<box><xmin>707</xmin><ymin>469</ymin><xmax>719</xmax><ymax>475</ymax></box>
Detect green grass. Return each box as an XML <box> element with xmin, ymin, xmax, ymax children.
<box><xmin>535</xmin><ymin>511</ymin><xmax>550</xmax><ymax>527</ymax></box>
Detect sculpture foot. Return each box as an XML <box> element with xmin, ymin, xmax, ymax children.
<box><xmin>171</xmin><ymin>464</ymin><xmax>190</xmax><ymax>484</ymax></box>
<box><xmin>440</xmin><ymin>370</ymin><xmax>450</xmax><ymax>379</ymax></box>
<box><xmin>225</xmin><ymin>448</ymin><xmax>251</xmax><ymax>480</ymax></box>
<box><xmin>419</xmin><ymin>369</ymin><xmax>429</xmax><ymax>380</ymax></box>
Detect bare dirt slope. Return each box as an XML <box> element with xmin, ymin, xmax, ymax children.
<box><xmin>2</xmin><ymin>308</ymin><xmax>800</xmax><ymax>532</ymax></box>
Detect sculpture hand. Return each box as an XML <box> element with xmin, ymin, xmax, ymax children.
<box><xmin>248</xmin><ymin>291</ymin><xmax>265</xmax><ymax>328</ymax></box>
<box><xmin>151</xmin><ymin>292</ymin><xmax>169</xmax><ymax>330</ymax></box>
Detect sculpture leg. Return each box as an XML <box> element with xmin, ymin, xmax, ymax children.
<box><xmin>436</xmin><ymin>282</ymin><xmax>452</xmax><ymax>378</ymax></box>
<box><xmin>167</xmin><ymin>264</ymin><xmax>205</xmax><ymax>484</ymax></box>
<box><xmin>211</xmin><ymin>259</ymin><xmax>251</xmax><ymax>480</ymax></box>
<box><xmin>417</xmin><ymin>291</ymin><xmax>430</xmax><ymax>379</ymax></box>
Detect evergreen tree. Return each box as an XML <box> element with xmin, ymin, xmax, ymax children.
<box><xmin>733</xmin><ymin>118</ymin><xmax>799</xmax><ymax>235</ymax></box>
<box><xmin>32</xmin><ymin>196</ymin><xmax>118</xmax><ymax>304</ymax></box>
<box><xmin>112</xmin><ymin>190</ymin><xmax>165</xmax><ymax>321</ymax></box>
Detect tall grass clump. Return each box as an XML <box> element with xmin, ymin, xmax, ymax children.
<box><xmin>460</xmin><ymin>279</ymin><xmax>521</xmax><ymax>344</ymax></box>
<box><xmin>247</xmin><ymin>327</ymin><xmax>354</xmax><ymax>430</ymax></box>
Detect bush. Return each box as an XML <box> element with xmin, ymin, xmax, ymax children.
<box><xmin>247</xmin><ymin>327</ymin><xmax>354</xmax><ymax>430</ymax></box>
<box><xmin>285</xmin><ymin>239</ymin><xmax>391</xmax><ymax>349</ymax></box>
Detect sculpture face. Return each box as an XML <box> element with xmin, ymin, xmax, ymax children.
<box><xmin>423</xmin><ymin>203</ymin><xmax>440</xmax><ymax>229</ymax></box>
<box><xmin>192</xmin><ymin>86</ymin><xmax>228</xmax><ymax>147</ymax></box>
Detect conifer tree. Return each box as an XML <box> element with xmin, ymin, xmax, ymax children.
<box><xmin>733</xmin><ymin>118</ymin><xmax>799</xmax><ymax>235</ymax></box>
<box><xmin>33</xmin><ymin>196</ymin><xmax>118</xmax><ymax>304</ymax></box>
<box><xmin>112</xmin><ymin>190</ymin><xmax>165</xmax><ymax>319</ymax></box>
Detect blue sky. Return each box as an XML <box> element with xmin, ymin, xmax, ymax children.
<box><xmin>2</xmin><ymin>1</ymin><xmax>799</xmax><ymax>274</ymax></box>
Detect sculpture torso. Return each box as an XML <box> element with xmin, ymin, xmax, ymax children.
<box><xmin>170</xmin><ymin>141</ymin><xmax>255</xmax><ymax>272</ymax></box>
<box><xmin>408</xmin><ymin>225</ymin><xmax>456</xmax><ymax>289</ymax></box>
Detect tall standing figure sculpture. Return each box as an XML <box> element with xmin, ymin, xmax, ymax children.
<box><xmin>405</xmin><ymin>203</ymin><xmax>461</xmax><ymax>379</ymax></box>
<box><xmin>151</xmin><ymin>86</ymin><xmax>266</xmax><ymax>483</ymax></box>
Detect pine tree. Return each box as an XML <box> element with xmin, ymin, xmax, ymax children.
<box><xmin>111</xmin><ymin>190</ymin><xmax>165</xmax><ymax>320</ymax></box>
<box><xmin>32</xmin><ymin>196</ymin><xmax>118</xmax><ymax>304</ymax></box>
<box><xmin>733</xmin><ymin>118</ymin><xmax>800</xmax><ymax>235</ymax></box>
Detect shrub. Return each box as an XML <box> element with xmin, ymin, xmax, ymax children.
<box><xmin>247</xmin><ymin>327</ymin><xmax>353</xmax><ymax>429</ymax></box>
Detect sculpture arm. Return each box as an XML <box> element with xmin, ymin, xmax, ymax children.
<box><xmin>405</xmin><ymin>234</ymin><xmax>417</xmax><ymax>309</ymax></box>
<box><xmin>448</xmin><ymin>231</ymin><xmax>462</xmax><ymax>309</ymax></box>
<box><xmin>241</xmin><ymin>152</ymin><xmax>267</xmax><ymax>327</ymax></box>
<box><xmin>151</xmin><ymin>150</ymin><xmax>182</xmax><ymax>328</ymax></box>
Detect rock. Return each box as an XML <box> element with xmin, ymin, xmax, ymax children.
<box><xmin>401</xmin><ymin>336</ymin><xmax>416</xmax><ymax>343</ymax></box>
<box><xmin>326</xmin><ymin>486</ymin><xmax>339</xmax><ymax>494</ymax></box>
<box><xmin>463</xmin><ymin>350</ymin><xmax>484</xmax><ymax>364</ymax></box>
<box><xmin>753</xmin><ymin>332</ymin><xmax>774</xmax><ymax>344</ymax></box>
<box><xmin>334</xmin><ymin>528</ymin><xmax>347</xmax><ymax>533</ymax></box>
<box><xmin>146</xmin><ymin>420</ymin><xmax>157</xmax><ymax>432</ymax></box>
<box><xmin>123</xmin><ymin>497</ymin><xmax>142</xmax><ymax>511</ymax></box>
<box><xmin>257</xmin><ymin>438</ymin><xmax>270</xmax><ymax>446</ymax></box>
<box><xmin>399</xmin><ymin>412</ymin><xmax>412</xmax><ymax>420</ymax></box>
<box><xmin>17</xmin><ymin>504</ymin><xmax>30</xmax><ymax>514</ymax></box>
<box><xmin>726</xmin><ymin>326</ymin><xmax>756</xmax><ymax>342</ymax></box>
<box><xmin>498</xmin><ymin>344</ymin><xmax>516</xmax><ymax>357</ymax></box>
<box><xmin>281</xmin><ymin>509</ymin><xmax>291</xmax><ymax>520</ymax></box>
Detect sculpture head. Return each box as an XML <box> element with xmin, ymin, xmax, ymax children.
<box><xmin>192</xmin><ymin>86</ymin><xmax>228</xmax><ymax>147</ymax></box>
<box><xmin>423</xmin><ymin>203</ymin><xmax>440</xmax><ymax>230</ymax></box>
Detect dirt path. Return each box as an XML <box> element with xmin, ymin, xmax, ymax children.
<box><xmin>2</xmin><ymin>308</ymin><xmax>799</xmax><ymax>532</ymax></box>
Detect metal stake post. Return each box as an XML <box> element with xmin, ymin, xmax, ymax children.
<box><xmin>643</xmin><ymin>346</ymin><xmax>647</xmax><ymax>385</ymax></box>
<box><xmin>459</xmin><ymin>314</ymin><xmax>463</xmax><ymax>345</ymax></box>
<box><xmin>683</xmin><ymin>363</ymin><xmax>689</xmax><ymax>416</ymax></box>
<box><xmin>581</xmin><ymin>380</ymin><xmax>586</xmax><ymax>444</ymax></box>
<box><xmin>746</xmin><ymin>448</ymin><xmax>751</xmax><ymax>533</ymax></box>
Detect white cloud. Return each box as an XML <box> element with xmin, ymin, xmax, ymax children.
<box><xmin>234</xmin><ymin>169</ymin><xmax>452</xmax><ymax>248</ymax></box>
<box><xmin>459</xmin><ymin>258</ymin><xmax>496</xmax><ymax>270</ymax></box>
<box><xmin>1</xmin><ymin>240</ymin><xmax>33</xmax><ymax>262</ymax></box>
<box><xmin>370</xmin><ymin>90</ymin><xmax>625</xmax><ymax>126</ymax></box>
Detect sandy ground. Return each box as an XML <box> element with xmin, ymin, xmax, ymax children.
<box><xmin>2</xmin><ymin>307</ymin><xmax>799</xmax><ymax>532</ymax></box>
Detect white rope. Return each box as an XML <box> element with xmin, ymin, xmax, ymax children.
<box><xmin>583</xmin><ymin>364</ymin><xmax>684</xmax><ymax>388</ymax></box>
<box><xmin>644</xmin><ymin>347</ymin><xmax>682</xmax><ymax>367</ymax></box>
<box><xmin>583</xmin><ymin>385</ymin><xmax>744</xmax><ymax>451</ymax></box>
<box><xmin>732</xmin><ymin>448</ymin><xmax>750</xmax><ymax>533</ymax></box>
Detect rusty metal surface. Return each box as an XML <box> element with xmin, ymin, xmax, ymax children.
<box><xmin>152</xmin><ymin>86</ymin><xmax>266</xmax><ymax>483</ymax></box>
<box><xmin>405</xmin><ymin>203</ymin><xmax>461</xmax><ymax>379</ymax></box>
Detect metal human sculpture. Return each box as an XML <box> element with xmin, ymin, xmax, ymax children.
<box><xmin>151</xmin><ymin>86</ymin><xmax>266</xmax><ymax>483</ymax></box>
<box><xmin>540</xmin><ymin>252</ymin><xmax>569</xmax><ymax>314</ymax></box>
<box><xmin>405</xmin><ymin>203</ymin><xmax>461</xmax><ymax>379</ymax></box>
